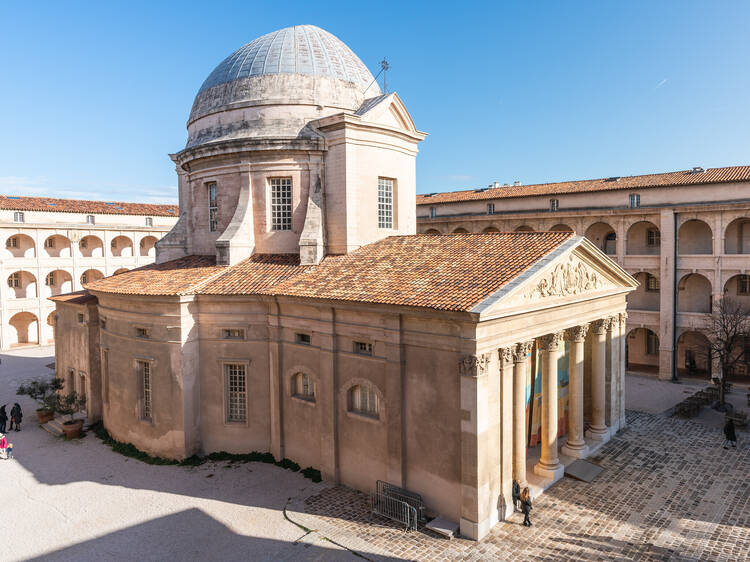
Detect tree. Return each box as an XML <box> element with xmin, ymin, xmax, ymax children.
<box><xmin>17</xmin><ymin>377</ymin><xmax>64</xmax><ymax>412</ymax></box>
<box><xmin>53</xmin><ymin>391</ymin><xmax>86</xmax><ymax>424</ymax></box>
<box><xmin>701</xmin><ymin>296</ymin><xmax>750</xmax><ymax>406</ymax></box>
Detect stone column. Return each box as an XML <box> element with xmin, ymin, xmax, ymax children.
<box><xmin>533</xmin><ymin>332</ymin><xmax>565</xmax><ymax>482</ymax></box>
<box><xmin>659</xmin><ymin>208</ymin><xmax>676</xmax><ymax>380</ymax></box>
<box><xmin>605</xmin><ymin>315</ymin><xmax>619</xmax><ymax>429</ymax></box>
<box><xmin>499</xmin><ymin>347</ymin><xmax>515</xmax><ymax>521</ymax></box>
<box><xmin>562</xmin><ymin>325</ymin><xmax>589</xmax><ymax>458</ymax></box>
<box><xmin>512</xmin><ymin>342</ymin><xmax>533</xmax><ymax>487</ymax></box>
<box><xmin>618</xmin><ymin>312</ymin><xmax>628</xmax><ymax>430</ymax></box>
<box><xmin>586</xmin><ymin>319</ymin><xmax>610</xmax><ymax>442</ymax></box>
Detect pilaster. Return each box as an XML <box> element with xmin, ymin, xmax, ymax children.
<box><xmin>533</xmin><ymin>332</ymin><xmax>565</xmax><ymax>482</ymax></box>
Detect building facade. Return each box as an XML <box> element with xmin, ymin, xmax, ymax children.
<box><xmin>0</xmin><ymin>197</ymin><xmax>177</xmax><ymax>349</ymax></box>
<box><xmin>416</xmin><ymin>168</ymin><xmax>750</xmax><ymax>380</ymax></box>
<box><xmin>53</xmin><ymin>25</ymin><xmax>636</xmax><ymax>540</ymax></box>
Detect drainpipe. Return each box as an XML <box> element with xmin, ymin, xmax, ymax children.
<box><xmin>672</xmin><ymin>211</ymin><xmax>678</xmax><ymax>382</ymax></box>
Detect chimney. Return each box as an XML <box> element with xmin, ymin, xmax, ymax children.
<box><xmin>513</xmin><ymin>181</ymin><xmax>521</xmax><ymax>186</ymax></box>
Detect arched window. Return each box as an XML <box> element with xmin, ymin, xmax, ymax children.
<box><xmin>348</xmin><ymin>383</ymin><xmax>379</xmax><ymax>418</ymax></box>
<box><xmin>292</xmin><ymin>372</ymin><xmax>315</xmax><ymax>401</ymax></box>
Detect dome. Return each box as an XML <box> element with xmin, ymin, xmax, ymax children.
<box><xmin>188</xmin><ymin>25</ymin><xmax>381</xmax><ymax>130</ymax></box>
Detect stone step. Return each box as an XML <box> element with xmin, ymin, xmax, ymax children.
<box><xmin>42</xmin><ymin>414</ymin><xmax>90</xmax><ymax>437</ymax></box>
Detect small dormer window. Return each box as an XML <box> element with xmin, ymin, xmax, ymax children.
<box><xmin>629</xmin><ymin>194</ymin><xmax>641</xmax><ymax>208</ymax></box>
<box><xmin>550</xmin><ymin>199</ymin><xmax>559</xmax><ymax>212</ymax></box>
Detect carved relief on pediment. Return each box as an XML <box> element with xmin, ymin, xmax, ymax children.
<box><xmin>520</xmin><ymin>255</ymin><xmax>610</xmax><ymax>303</ymax></box>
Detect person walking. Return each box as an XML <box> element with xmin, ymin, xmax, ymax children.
<box><xmin>723</xmin><ymin>418</ymin><xmax>737</xmax><ymax>449</ymax></box>
<box><xmin>10</xmin><ymin>403</ymin><xmax>21</xmax><ymax>432</ymax></box>
<box><xmin>521</xmin><ymin>487</ymin><xmax>533</xmax><ymax>527</ymax></box>
<box><xmin>512</xmin><ymin>479</ymin><xmax>521</xmax><ymax>512</ymax></box>
<box><xmin>0</xmin><ymin>406</ymin><xmax>7</xmax><ymax>434</ymax></box>
<box><xmin>0</xmin><ymin>434</ymin><xmax>7</xmax><ymax>459</ymax></box>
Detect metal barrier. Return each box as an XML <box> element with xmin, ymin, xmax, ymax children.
<box><xmin>370</xmin><ymin>492</ymin><xmax>418</xmax><ymax>531</ymax></box>
<box><xmin>375</xmin><ymin>480</ymin><xmax>427</xmax><ymax>525</ymax></box>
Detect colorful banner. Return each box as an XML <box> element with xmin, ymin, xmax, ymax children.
<box><xmin>526</xmin><ymin>342</ymin><xmax>570</xmax><ymax>447</ymax></box>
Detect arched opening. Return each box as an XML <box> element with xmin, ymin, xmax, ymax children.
<box><xmin>46</xmin><ymin>311</ymin><xmax>56</xmax><ymax>344</ymax></box>
<box><xmin>724</xmin><ymin>217</ymin><xmax>750</xmax><ymax>254</ymax></box>
<box><xmin>6</xmin><ymin>271</ymin><xmax>37</xmax><ymax>299</ymax></box>
<box><xmin>3</xmin><ymin>234</ymin><xmax>35</xmax><ymax>258</ymax></box>
<box><xmin>139</xmin><ymin>235</ymin><xmax>158</xmax><ymax>257</ymax></box>
<box><xmin>423</xmin><ymin>228</ymin><xmax>441</xmax><ymax>235</ymax></box>
<box><xmin>452</xmin><ymin>227</ymin><xmax>469</xmax><ymax>234</ymax></box>
<box><xmin>677</xmin><ymin>330</ymin><xmax>711</xmax><ymax>376</ymax></box>
<box><xmin>585</xmin><ymin>222</ymin><xmax>616</xmax><ymax>255</ymax></box>
<box><xmin>292</xmin><ymin>372</ymin><xmax>315</xmax><ymax>401</ymax></box>
<box><xmin>9</xmin><ymin>311</ymin><xmax>39</xmax><ymax>346</ymax></box>
<box><xmin>514</xmin><ymin>225</ymin><xmax>534</xmax><ymax>232</ymax></box>
<box><xmin>626</xmin><ymin>221</ymin><xmax>660</xmax><ymax>255</ymax></box>
<box><xmin>678</xmin><ymin>219</ymin><xmax>712</xmax><ymax>255</ymax></box>
<box><xmin>81</xmin><ymin>269</ymin><xmax>104</xmax><ymax>286</ymax></box>
<box><xmin>43</xmin><ymin>234</ymin><xmax>72</xmax><ymax>258</ymax></box>
<box><xmin>42</xmin><ymin>269</ymin><xmax>73</xmax><ymax>297</ymax></box>
<box><xmin>628</xmin><ymin>272</ymin><xmax>661</xmax><ymax>311</ymax></box>
<box><xmin>626</xmin><ymin>328</ymin><xmax>660</xmax><ymax>373</ymax></box>
<box><xmin>482</xmin><ymin>226</ymin><xmax>500</xmax><ymax>233</ymax></box>
<box><xmin>550</xmin><ymin>224</ymin><xmax>573</xmax><ymax>232</ymax></box>
<box><xmin>347</xmin><ymin>383</ymin><xmax>379</xmax><ymax>418</ymax></box>
<box><xmin>79</xmin><ymin>235</ymin><xmax>104</xmax><ymax>258</ymax></box>
<box><xmin>110</xmin><ymin>235</ymin><xmax>134</xmax><ymax>257</ymax></box>
<box><xmin>677</xmin><ymin>273</ymin><xmax>712</xmax><ymax>313</ymax></box>
<box><xmin>724</xmin><ymin>275</ymin><xmax>750</xmax><ymax>303</ymax></box>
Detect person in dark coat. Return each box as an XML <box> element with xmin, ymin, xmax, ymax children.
<box><xmin>723</xmin><ymin>419</ymin><xmax>737</xmax><ymax>449</ymax></box>
<box><xmin>512</xmin><ymin>479</ymin><xmax>521</xmax><ymax>512</ymax></box>
<box><xmin>9</xmin><ymin>403</ymin><xmax>21</xmax><ymax>432</ymax></box>
<box><xmin>0</xmin><ymin>406</ymin><xmax>6</xmax><ymax>433</ymax></box>
<box><xmin>521</xmin><ymin>487</ymin><xmax>533</xmax><ymax>526</ymax></box>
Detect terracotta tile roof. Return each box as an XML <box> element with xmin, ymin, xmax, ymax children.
<box><xmin>416</xmin><ymin>165</ymin><xmax>750</xmax><ymax>205</ymax></box>
<box><xmin>200</xmin><ymin>254</ymin><xmax>310</xmax><ymax>295</ymax></box>
<box><xmin>272</xmin><ymin>232</ymin><xmax>575</xmax><ymax>311</ymax></box>
<box><xmin>48</xmin><ymin>290</ymin><xmax>97</xmax><ymax>305</ymax></box>
<box><xmin>85</xmin><ymin>255</ymin><xmax>223</xmax><ymax>296</ymax></box>
<box><xmin>0</xmin><ymin>195</ymin><xmax>178</xmax><ymax>217</ymax></box>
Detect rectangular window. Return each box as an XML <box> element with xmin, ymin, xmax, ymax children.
<box><xmin>295</xmin><ymin>333</ymin><xmax>311</xmax><ymax>345</ymax></box>
<box><xmin>487</xmin><ymin>203</ymin><xmax>495</xmax><ymax>215</ymax></box>
<box><xmin>145</xmin><ymin>217</ymin><xmax>153</xmax><ymax>227</ymax></box>
<box><xmin>629</xmin><ymin>194</ymin><xmax>641</xmax><ymax>208</ymax></box>
<box><xmin>739</xmin><ymin>275</ymin><xmax>750</xmax><ymax>296</ymax></box>
<box><xmin>354</xmin><ymin>341</ymin><xmax>373</xmax><ymax>356</ymax></box>
<box><xmin>14</xmin><ymin>212</ymin><xmax>24</xmax><ymax>223</ymax></box>
<box><xmin>550</xmin><ymin>199</ymin><xmax>559</xmax><ymax>211</ymax></box>
<box><xmin>647</xmin><ymin>275</ymin><xmax>660</xmax><ymax>291</ymax></box>
<box><xmin>207</xmin><ymin>182</ymin><xmax>218</xmax><ymax>232</ymax></box>
<box><xmin>225</xmin><ymin>363</ymin><xmax>247</xmax><ymax>423</ymax></box>
<box><xmin>45</xmin><ymin>238</ymin><xmax>55</xmax><ymax>248</ymax></box>
<box><xmin>270</xmin><ymin>178</ymin><xmax>292</xmax><ymax>231</ymax></box>
<box><xmin>378</xmin><ymin>177</ymin><xmax>394</xmax><ymax>229</ymax></box>
<box><xmin>135</xmin><ymin>327</ymin><xmax>151</xmax><ymax>339</ymax></box>
<box><xmin>86</xmin><ymin>215</ymin><xmax>95</xmax><ymax>225</ymax></box>
<box><xmin>6</xmin><ymin>237</ymin><xmax>17</xmax><ymax>248</ymax></box>
<box><xmin>222</xmin><ymin>328</ymin><xmax>245</xmax><ymax>340</ymax></box>
<box><xmin>647</xmin><ymin>332</ymin><xmax>659</xmax><ymax>355</ymax></box>
<box><xmin>77</xmin><ymin>313</ymin><xmax>85</xmax><ymax>324</ymax></box>
<box><xmin>45</xmin><ymin>272</ymin><xmax>55</xmax><ymax>286</ymax></box>
<box><xmin>138</xmin><ymin>360</ymin><xmax>152</xmax><ymax>421</ymax></box>
<box><xmin>7</xmin><ymin>273</ymin><xmax>19</xmax><ymax>288</ymax></box>
<box><xmin>430</xmin><ymin>206</ymin><xmax>437</xmax><ymax>218</ymax></box>
<box><xmin>647</xmin><ymin>229</ymin><xmax>660</xmax><ymax>246</ymax></box>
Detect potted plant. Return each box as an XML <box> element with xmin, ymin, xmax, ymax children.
<box><xmin>54</xmin><ymin>391</ymin><xmax>87</xmax><ymax>439</ymax></box>
<box><xmin>16</xmin><ymin>377</ymin><xmax>63</xmax><ymax>424</ymax></box>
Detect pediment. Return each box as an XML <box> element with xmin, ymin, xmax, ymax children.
<box><xmin>356</xmin><ymin>93</ymin><xmax>417</xmax><ymax>134</ymax></box>
<box><xmin>472</xmin><ymin>237</ymin><xmax>637</xmax><ymax>317</ymax></box>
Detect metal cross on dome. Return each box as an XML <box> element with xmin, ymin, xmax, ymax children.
<box><xmin>381</xmin><ymin>58</ymin><xmax>390</xmax><ymax>93</ymax></box>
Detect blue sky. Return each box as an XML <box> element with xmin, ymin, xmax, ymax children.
<box><xmin>1</xmin><ymin>1</ymin><xmax>748</xmax><ymax>203</ymax></box>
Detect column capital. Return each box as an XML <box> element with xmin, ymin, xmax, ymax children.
<box><xmin>498</xmin><ymin>346</ymin><xmax>514</xmax><ymax>365</ymax></box>
<box><xmin>459</xmin><ymin>354</ymin><xmax>490</xmax><ymax>378</ymax></box>
<box><xmin>512</xmin><ymin>341</ymin><xmax>534</xmax><ymax>363</ymax></box>
<box><xmin>591</xmin><ymin>318</ymin><xmax>611</xmax><ymax>335</ymax></box>
<box><xmin>565</xmin><ymin>324</ymin><xmax>589</xmax><ymax>342</ymax></box>
<box><xmin>619</xmin><ymin>311</ymin><xmax>628</xmax><ymax>325</ymax></box>
<box><xmin>537</xmin><ymin>332</ymin><xmax>564</xmax><ymax>352</ymax></box>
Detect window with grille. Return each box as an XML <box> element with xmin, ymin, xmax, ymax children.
<box><xmin>270</xmin><ymin>178</ymin><xmax>292</xmax><ymax>231</ymax></box>
<box><xmin>647</xmin><ymin>229</ymin><xmax>660</xmax><ymax>246</ymax></box>
<box><xmin>207</xmin><ymin>182</ymin><xmax>218</xmax><ymax>232</ymax></box>
<box><xmin>81</xmin><ymin>272</ymin><xmax>87</xmax><ymax>284</ymax></box>
<box><xmin>348</xmin><ymin>384</ymin><xmax>379</xmax><ymax>418</ymax></box>
<box><xmin>45</xmin><ymin>238</ymin><xmax>55</xmax><ymax>248</ymax></box>
<box><xmin>647</xmin><ymin>275</ymin><xmax>660</xmax><ymax>292</ymax></box>
<box><xmin>225</xmin><ymin>363</ymin><xmax>247</xmax><ymax>422</ymax></box>
<box><xmin>487</xmin><ymin>203</ymin><xmax>495</xmax><ymax>215</ymax></box>
<box><xmin>354</xmin><ymin>341</ymin><xmax>373</xmax><ymax>355</ymax></box>
<box><xmin>145</xmin><ymin>217</ymin><xmax>153</xmax><ymax>227</ymax></box>
<box><xmin>629</xmin><ymin>194</ymin><xmax>641</xmax><ymax>208</ymax></box>
<box><xmin>550</xmin><ymin>199</ymin><xmax>559</xmax><ymax>211</ymax></box>
<box><xmin>295</xmin><ymin>333</ymin><xmax>311</xmax><ymax>345</ymax></box>
<box><xmin>7</xmin><ymin>273</ymin><xmax>19</xmax><ymax>288</ymax></box>
<box><xmin>430</xmin><ymin>207</ymin><xmax>437</xmax><ymax>218</ymax></box>
<box><xmin>14</xmin><ymin>212</ymin><xmax>24</xmax><ymax>223</ymax></box>
<box><xmin>739</xmin><ymin>275</ymin><xmax>750</xmax><ymax>295</ymax></box>
<box><xmin>6</xmin><ymin>237</ymin><xmax>17</xmax><ymax>248</ymax></box>
<box><xmin>646</xmin><ymin>332</ymin><xmax>659</xmax><ymax>355</ymax></box>
<box><xmin>222</xmin><ymin>328</ymin><xmax>245</xmax><ymax>340</ymax></box>
<box><xmin>378</xmin><ymin>178</ymin><xmax>394</xmax><ymax>229</ymax></box>
<box><xmin>138</xmin><ymin>360</ymin><xmax>152</xmax><ymax>420</ymax></box>
<box><xmin>293</xmin><ymin>373</ymin><xmax>315</xmax><ymax>401</ymax></box>
<box><xmin>45</xmin><ymin>272</ymin><xmax>54</xmax><ymax>286</ymax></box>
